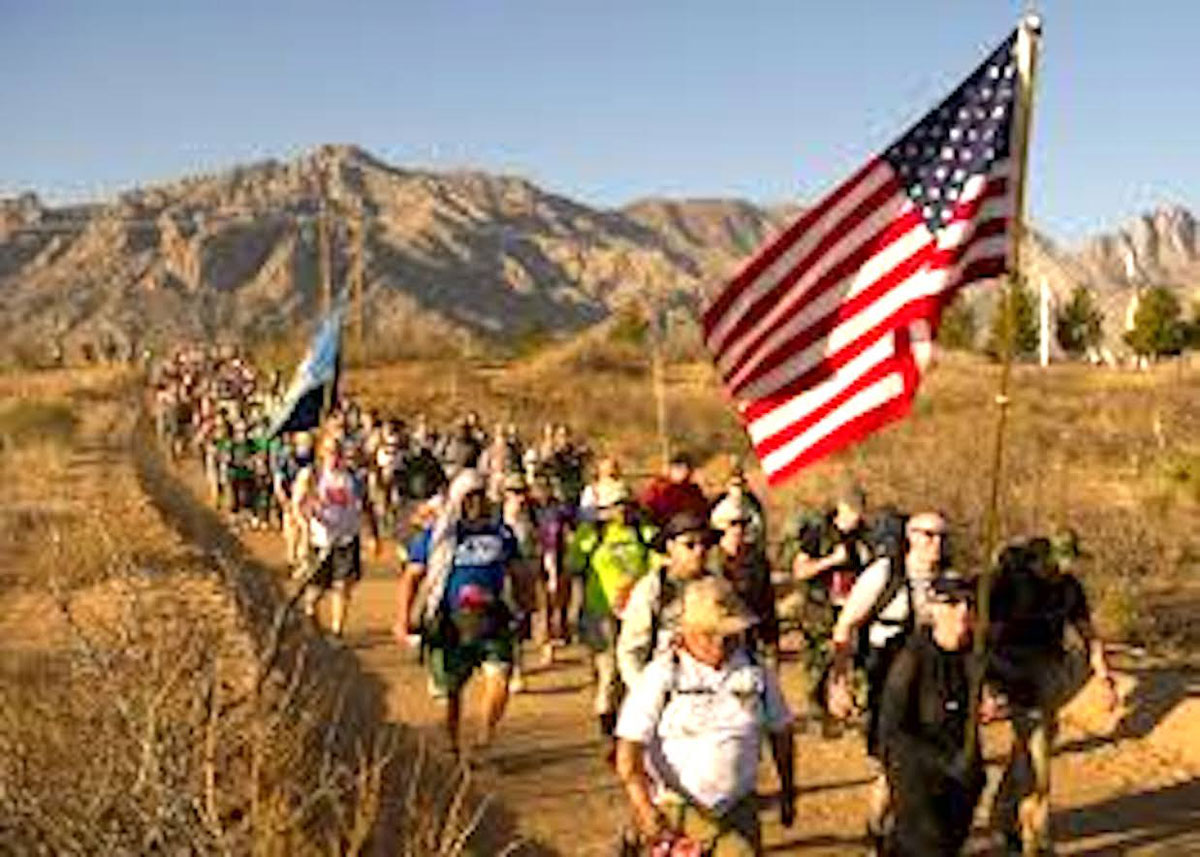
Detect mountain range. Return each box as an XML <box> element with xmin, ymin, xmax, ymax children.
<box><xmin>1</xmin><ymin>143</ymin><xmax>1196</xmax><ymax>363</ymax></box>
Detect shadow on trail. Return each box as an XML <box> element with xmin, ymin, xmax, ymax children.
<box><xmin>520</xmin><ymin>680</ymin><xmax>591</xmax><ymax>696</ymax></box>
<box><xmin>131</xmin><ymin>410</ymin><xmax>553</xmax><ymax>856</ymax></box>
<box><xmin>758</xmin><ymin>775</ymin><xmax>875</xmax><ymax>802</ymax></box>
<box><xmin>1052</xmin><ymin>777</ymin><xmax>1200</xmax><ymax>855</ymax></box>
<box><xmin>764</xmin><ymin>832</ymin><xmax>864</xmax><ymax>853</ymax></box>
<box><xmin>494</xmin><ymin>739</ymin><xmax>604</xmax><ymax>776</ymax></box>
<box><xmin>1057</xmin><ymin>665</ymin><xmax>1200</xmax><ymax>758</ymax></box>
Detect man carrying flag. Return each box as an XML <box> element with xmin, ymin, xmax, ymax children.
<box><xmin>267</xmin><ymin>307</ymin><xmax>344</xmax><ymax>440</ymax></box>
<box><xmin>700</xmin><ymin>16</ymin><xmax>1042</xmax><ymax>855</ymax></box>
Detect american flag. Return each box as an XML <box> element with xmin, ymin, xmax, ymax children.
<box><xmin>703</xmin><ymin>29</ymin><xmax>1022</xmax><ymax>486</ymax></box>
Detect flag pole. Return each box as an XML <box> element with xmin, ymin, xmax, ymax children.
<box><xmin>651</xmin><ymin>299</ymin><xmax>671</xmax><ymax>470</ymax></box>
<box><xmin>967</xmin><ymin>12</ymin><xmax>1043</xmax><ymax>762</ymax></box>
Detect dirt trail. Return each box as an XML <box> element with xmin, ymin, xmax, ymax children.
<box><xmin>238</xmin><ymin>538</ymin><xmax>1200</xmax><ymax>855</ymax></box>
<box><xmin>26</xmin><ymin>383</ymin><xmax>1196</xmax><ymax>856</ymax></box>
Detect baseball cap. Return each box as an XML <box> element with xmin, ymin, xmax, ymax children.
<box><xmin>710</xmin><ymin>494</ymin><xmax>753</xmax><ymax>531</ymax></box>
<box><xmin>653</xmin><ymin>511</ymin><xmax>718</xmax><ymax>552</ymax></box>
<box><xmin>931</xmin><ymin>571</ymin><xmax>977</xmax><ymax>603</ymax></box>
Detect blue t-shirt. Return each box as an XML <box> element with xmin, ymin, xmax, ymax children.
<box><xmin>442</xmin><ymin>521</ymin><xmax>518</xmax><ymax>638</ymax></box>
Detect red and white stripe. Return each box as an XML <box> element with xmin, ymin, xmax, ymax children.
<box><xmin>703</xmin><ymin>158</ymin><xmax>1014</xmax><ymax>486</ymax></box>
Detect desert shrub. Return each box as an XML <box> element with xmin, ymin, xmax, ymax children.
<box><xmin>1056</xmin><ymin>285</ymin><xmax>1105</xmax><ymax>357</ymax></box>
<box><xmin>1158</xmin><ymin>451</ymin><xmax>1200</xmax><ymax>505</ymax></box>
<box><xmin>1125</xmin><ymin>286</ymin><xmax>1187</xmax><ymax>359</ymax></box>
<box><xmin>607</xmin><ymin>302</ymin><xmax>649</xmax><ymax>347</ymax></box>
<box><xmin>0</xmin><ymin>400</ymin><xmax>78</xmax><ymax>449</ymax></box>
<box><xmin>0</xmin><ymin>558</ymin><xmax>511</xmax><ymax>856</ymax></box>
<box><xmin>938</xmin><ymin>295</ymin><xmax>977</xmax><ymax>351</ymax></box>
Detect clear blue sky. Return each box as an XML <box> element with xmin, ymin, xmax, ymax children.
<box><xmin>2</xmin><ymin>0</ymin><xmax>1196</xmax><ymax>243</ymax></box>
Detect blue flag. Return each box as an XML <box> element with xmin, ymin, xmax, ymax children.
<box><xmin>268</xmin><ymin>307</ymin><xmax>344</xmax><ymax>438</ymax></box>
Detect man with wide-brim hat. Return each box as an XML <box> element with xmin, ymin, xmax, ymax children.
<box><xmin>617</xmin><ymin>511</ymin><xmax>718</xmax><ymax>690</ymax></box>
<box><xmin>616</xmin><ymin>576</ymin><xmax>796</xmax><ymax>856</ymax></box>
<box><xmin>565</xmin><ymin>479</ymin><xmax>657</xmax><ymax>761</ymax></box>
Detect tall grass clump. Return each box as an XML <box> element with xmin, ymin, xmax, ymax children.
<box><xmin>0</xmin><ymin>400</ymin><xmax>78</xmax><ymax>449</ymax></box>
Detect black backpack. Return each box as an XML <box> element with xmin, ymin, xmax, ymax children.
<box><xmin>402</xmin><ymin>448</ymin><xmax>447</xmax><ymax>501</ymax></box>
<box><xmin>863</xmin><ymin>508</ymin><xmax>914</xmax><ymax>634</ymax></box>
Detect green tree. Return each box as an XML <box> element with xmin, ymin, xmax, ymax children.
<box><xmin>1186</xmin><ymin>301</ymin><xmax>1200</xmax><ymax>350</ymax></box>
<box><xmin>986</xmin><ymin>276</ymin><xmax>1039</xmax><ymax>360</ymax></box>
<box><xmin>937</xmin><ymin>295</ymin><xmax>977</xmax><ymax>351</ymax></box>
<box><xmin>1055</xmin><ymin>285</ymin><xmax>1105</xmax><ymax>356</ymax></box>
<box><xmin>1124</xmin><ymin>286</ymin><xmax>1186</xmax><ymax>358</ymax></box>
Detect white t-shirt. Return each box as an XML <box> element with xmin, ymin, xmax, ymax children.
<box><xmin>308</xmin><ymin>466</ymin><xmax>364</xmax><ymax>548</ymax></box>
<box><xmin>615</xmin><ymin>648</ymin><xmax>792</xmax><ymax>813</ymax></box>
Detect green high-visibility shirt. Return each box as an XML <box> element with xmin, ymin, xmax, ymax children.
<box><xmin>567</xmin><ymin>519</ymin><xmax>659</xmax><ymax>618</ymax></box>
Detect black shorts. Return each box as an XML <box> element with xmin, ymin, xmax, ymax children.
<box><xmin>311</xmin><ymin>539</ymin><xmax>362</xmax><ymax>589</ymax></box>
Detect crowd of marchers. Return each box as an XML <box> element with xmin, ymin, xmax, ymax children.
<box><xmin>149</xmin><ymin>347</ymin><xmax>1118</xmax><ymax>857</ymax></box>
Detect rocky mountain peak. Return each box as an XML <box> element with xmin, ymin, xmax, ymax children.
<box><xmin>0</xmin><ymin>146</ymin><xmax>1195</xmax><ymax>366</ymax></box>
<box><xmin>1076</xmin><ymin>204</ymin><xmax>1199</xmax><ymax>287</ymax></box>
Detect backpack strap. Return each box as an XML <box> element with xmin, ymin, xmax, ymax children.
<box><xmin>662</xmin><ymin>647</ymin><xmax>770</xmax><ymax>715</ymax></box>
<box><xmin>648</xmin><ymin>563</ymin><xmax>668</xmax><ymax>663</ymax></box>
<box><xmin>663</xmin><ymin>647</ymin><xmax>682</xmax><ymax>707</ymax></box>
<box><xmin>864</xmin><ymin>559</ymin><xmax>914</xmax><ymax>632</ymax></box>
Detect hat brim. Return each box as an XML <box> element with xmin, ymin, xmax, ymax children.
<box><xmin>652</xmin><ymin>525</ymin><xmax>719</xmax><ymax>553</ymax></box>
<box><xmin>682</xmin><ymin>612</ymin><xmax>759</xmax><ymax>637</ymax></box>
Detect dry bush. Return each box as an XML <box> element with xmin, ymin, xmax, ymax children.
<box><xmin>0</xmin><ymin>552</ymin><xmax>514</xmax><ymax>856</ymax></box>
<box><xmin>0</xmin><ymin>367</ymin><xmax>131</xmax><ymax>404</ymax></box>
<box><xmin>0</xmin><ymin>400</ymin><xmax>78</xmax><ymax>450</ymax></box>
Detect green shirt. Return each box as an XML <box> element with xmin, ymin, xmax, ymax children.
<box><xmin>567</xmin><ymin>519</ymin><xmax>658</xmax><ymax>617</ymax></box>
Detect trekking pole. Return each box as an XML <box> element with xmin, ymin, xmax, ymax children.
<box><xmin>966</xmin><ymin>12</ymin><xmax>1043</xmax><ymax>765</ymax></box>
<box><xmin>255</xmin><ymin>543</ymin><xmax>332</xmax><ymax>695</ymax></box>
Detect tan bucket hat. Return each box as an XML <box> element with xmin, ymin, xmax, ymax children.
<box><xmin>680</xmin><ymin>576</ymin><xmax>758</xmax><ymax>637</ymax></box>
